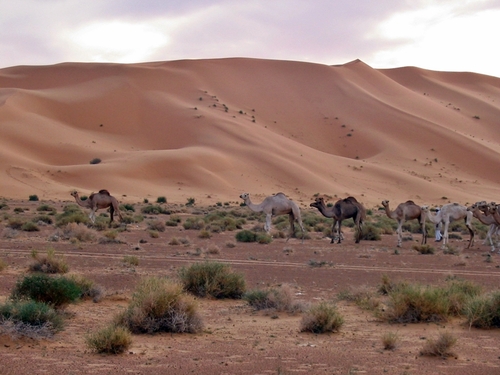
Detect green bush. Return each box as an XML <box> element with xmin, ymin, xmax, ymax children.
<box><xmin>179</xmin><ymin>262</ymin><xmax>246</xmax><ymax>299</ymax></box>
<box><xmin>56</xmin><ymin>205</ymin><xmax>89</xmax><ymax>226</ymax></box>
<box><xmin>86</xmin><ymin>324</ymin><xmax>132</xmax><ymax>354</ymax></box>
<box><xmin>37</xmin><ymin>204</ymin><xmax>56</xmax><ymax>213</ymax></box>
<box><xmin>89</xmin><ymin>158</ymin><xmax>101</xmax><ymax>165</ymax></box>
<box><xmin>156</xmin><ymin>196</ymin><xmax>167</xmax><ymax>204</ymax></box>
<box><xmin>141</xmin><ymin>204</ymin><xmax>168</xmax><ymax>215</ymax></box>
<box><xmin>7</xmin><ymin>218</ymin><xmax>25</xmax><ymax>230</ymax></box>
<box><xmin>360</xmin><ymin>223</ymin><xmax>381</xmax><ymax>241</ymax></box>
<box><xmin>183</xmin><ymin>217</ymin><xmax>205</xmax><ymax>230</ymax></box>
<box><xmin>119</xmin><ymin>203</ymin><xmax>135</xmax><ymax>212</ymax></box>
<box><xmin>28</xmin><ymin>195</ymin><xmax>39</xmax><ymax>201</ymax></box>
<box><xmin>11</xmin><ymin>274</ymin><xmax>81</xmax><ymax>308</ymax></box>
<box><xmin>116</xmin><ymin>277</ymin><xmax>202</xmax><ymax>334</ymax></box>
<box><xmin>0</xmin><ymin>300</ymin><xmax>63</xmax><ymax>335</ymax></box>
<box><xmin>68</xmin><ymin>274</ymin><xmax>104</xmax><ymax>302</ymax></box>
<box><xmin>244</xmin><ymin>284</ymin><xmax>302</xmax><ymax>312</ymax></box>
<box><xmin>235</xmin><ymin>230</ymin><xmax>257</xmax><ymax>242</ymax></box>
<box><xmin>300</xmin><ymin>302</ymin><xmax>344</xmax><ymax>333</ymax></box>
<box><xmin>33</xmin><ymin>215</ymin><xmax>53</xmax><ymax>224</ymax></box>
<box><xmin>412</xmin><ymin>244</ymin><xmax>435</xmax><ymax>254</ymax></box>
<box><xmin>21</xmin><ymin>221</ymin><xmax>40</xmax><ymax>232</ymax></box>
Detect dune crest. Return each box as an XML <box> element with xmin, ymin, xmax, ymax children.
<box><xmin>0</xmin><ymin>58</ymin><xmax>499</xmax><ymax>206</ymax></box>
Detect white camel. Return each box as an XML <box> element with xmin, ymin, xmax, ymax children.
<box><xmin>239</xmin><ymin>192</ymin><xmax>305</xmax><ymax>241</ymax></box>
<box><xmin>421</xmin><ymin>203</ymin><xmax>474</xmax><ymax>248</ymax></box>
<box><xmin>467</xmin><ymin>202</ymin><xmax>499</xmax><ymax>252</ymax></box>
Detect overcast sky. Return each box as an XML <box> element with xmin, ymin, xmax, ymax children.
<box><xmin>1</xmin><ymin>0</ymin><xmax>500</xmax><ymax>77</ymax></box>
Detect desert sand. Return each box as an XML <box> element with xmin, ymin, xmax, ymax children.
<box><xmin>0</xmin><ymin>58</ymin><xmax>499</xmax><ymax>208</ymax></box>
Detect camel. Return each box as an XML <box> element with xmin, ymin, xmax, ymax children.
<box><xmin>467</xmin><ymin>202</ymin><xmax>498</xmax><ymax>252</ymax></box>
<box><xmin>381</xmin><ymin>200</ymin><xmax>426</xmax><ymax>247</ymax></box>
<box><xmin>421</xmin><ymin>203</ymin><xmax>474</xmax><ymax>249</ymax></box>
<box><xmin>239</xmin><ymin>192</ymin><xmax>305</xmax><ymax>241</ymax></box>
<box><xmin>310</xmin><ymin>196</ymin><xmax>365</xmax><ymax>244</ymax></box>
<box><xmin>71</xmin><ymin>189</ymin><xmax>123</xmax><ymax>225</ymax></box>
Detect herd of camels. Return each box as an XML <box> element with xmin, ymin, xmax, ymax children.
<box><xmin>70</xmin><ymin>190</ymin><xmax>500</xmax><ymax>251</ymax></box>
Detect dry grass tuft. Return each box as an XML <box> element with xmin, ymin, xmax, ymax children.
<box><xmin>420</xmin><ymin>332</ymin><xmax>457</xmax><ymax>357</ymax></box>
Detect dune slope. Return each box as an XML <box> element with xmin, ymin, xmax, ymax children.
<box><xmin>0</xmin><ymin>58</ymin><xmax>499</xmax><ymax>207</ymax></box>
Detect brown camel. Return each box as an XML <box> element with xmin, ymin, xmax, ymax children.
<box><xmin>71</xmin><ymin>189</ymin><xmax>123</xmax><ymax>225</ymax></box>
<box><xmin>467</xmin><ymin>202</ymin><xmax>498</xmax><ymax>252</ymax></box>
<box><xmin>421</xmin><ymin>203</ymin><xmax>474</xmax><ymax>249</ymax></box>
<box><xmin>310</xmin><ymin>196</ymin><xmax>365</xmax><ymax>244</ymax></box>
<box><xmin>239</xmin><ymin>192</ymin><xmax>305</xmax><ymax>241</ymax></box>
<box><xmin>381</xmin><ymin>200</ymin><xmax>426</xmax><ymax>247</ymax></box>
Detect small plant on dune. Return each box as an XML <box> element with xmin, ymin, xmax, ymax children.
<box><xmin>63</xmin><ymin>222</ymin><xmax>95</xmax><ymax>242</ymax></box>
<box><xmin>359</xmin><ymin>223</ymin><xmax>381</xmax><ymax>241</ymax></box>
<box><xmin>198</xmin><ymin>229</ymin><xmax>212</xmax><ymax>239</ymax></box>
<box><xmin>28</xmin><ymin>195</ymin><xmax>39</xmax><ymax>201</ymax></box>
<box><xmin>186</xmin><ymin>197</ymin><xmax>195</xmax><ymax>206</ymax></box>
<box><xmin>256</xmin><ymin>233</ymin><xmax>273</xmax><ymax>244</ymax></box>
<box><xmin>148</xmin><ymin>230</ymin><xmax>159</xmax><ymax>238</ymax></box>
<box><xmin>119</xmin><ymin>203</ymin><xmax>135</xmax><ymax>212</ymax></box>
<box><xmin>147</xmin><ymin>219</ymin><xmax>166</xmax><ymax>232</ymax></box>
<box><xmin>116</xmin><ymin>277</ymin><xmax>203</xmax><ymax>334</ymax></box>
<box><xmin>7</xmin><ymin>217</ymin><xmax>25</xmax><ymax>230</ymax></box>
<box><xmin>0</xmin><ymin>300</ymin><xmax>63</xmax><ymax>338</ymax></box>
<box><xmin>300</xmin><ymin>302</ymin><xmax>344</xmax><ymax>333</ymax></box>
<box><xmin>156</xmin><ymin>196</ymin><xmax>167</xmax><ymax>204</ymax></box>
<box><xmin>412</xmin><ymin>244</ymin><xmax>435</xmax><ymax>254</ymax></box>
<box><xmin>382</xmin><ymin>331</ymin><xmax>399</xmax><ymax>350</ymax></box>
<box><xmin>182</xmin><ymin>217</ymin><xmax>205</xmax><ymax>230</ymax></box>
<box><xmin>11</xmin><ymin>274</ymin><xmax>81</xmax><ymax>309</ymax></box>
<box><xmin>56</xmin><ymin>204</ymin><xmax>89</xmax><ymax>226</ymax></box>
<box><xmin>33</xmin><ymin>214</ymin><xmax>53</xmax><ymax>224</ymax></box>
<box><xmin>85</xmin><ymin>323</ymin><xmax>132</xmax><ymax>354</ymax></box>
<box><xmin>141</xmin><ymin>204</ymin><xmax>169</xmax><ymax>215</ymax></box>
<box><xmin>420</xmin><ymin>332</ymin><xmax>457</xmax><ymax>357</ymax></box>
<box><xmin>89</xmin><ymin>158</ymin><xmax>101</xmax><ymax>165</ymax></box>
<box><xmin>37</xmin><ymin>204</ymin><xmax>56</xmax><ymax>213</ymax></box>
<box><xmin>179</xmin><ymin>262</ymin><xmax>246</xmax><ymax>299</ymax></box>
<box><xmin>29</xmin><ymin>248</ymin><xmax>69</xmax><ymax>274</ymax></box>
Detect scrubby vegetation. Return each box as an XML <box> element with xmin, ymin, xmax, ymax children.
<box><xmin>244</xmin><ymin>284</ymin><xmax>304</xmax><ymax>313</ymax></box>
<box><xmin>300</xmin><ymin>302</ymin><xmax>344</xmax><ymax>333</ymax></box>
<box><xmin>179</xmin><ymin>262</ymin><xmax>246</xmax><ymax>299</ymax></box>
<box><xmin>85</xmin><ymin>324</ymin><xmax>132</xmax><ymax>354</ymax></box>
<box><xmin>29</xmin><ymin>248</ymin><xmax>69</xmax><ymax>274</ymax></box>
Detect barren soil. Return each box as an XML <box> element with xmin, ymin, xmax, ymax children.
<box><xmin>1</xmin><ymin>200</ymin><xmax>500</xmax><ymax>375</ymax></box>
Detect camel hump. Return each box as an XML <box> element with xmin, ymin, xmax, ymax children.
<box><xmin>98</xmin><ymin>189</ymin><xmax>111</xmax><ymax>195</ymax></box>
<box><xmin>344</xmin><ymin>196</ymin><xmax>359</xmax><ymax>203</ymax></box>
<box><xmin>405</xmin><ymin>200</ymin><xmax>416</xmax><ymax>205</ymax></box>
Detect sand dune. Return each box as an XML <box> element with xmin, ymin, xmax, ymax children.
<box><xmin>0</xmin><ymin>58</ymin><xmax>499</xmax><ymax>207</ymax></box>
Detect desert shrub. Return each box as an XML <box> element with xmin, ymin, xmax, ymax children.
<box><xmin>37</xmin><ymin>204</ymin><xmax>56</xmax><ymax>213</ymax></box>
<box><xmin>382</xmin><ymin>331</ymin><xmax>399</xmax><ymax>350</ymax></box>
<box><xmin>337</xmin><ymin>286</ymin><xmax>380</xmax><ymax>311</ymax></box>
<box><xmin>156</xmin><ymin>196</ymin><xmax>167</xmax><ymax>204</ymax></box>
<box><xmin>21</xmin><ymin>221</ymin><xmax>40</xmax><ymax>232</ymax></box>
<box><xmin>412</xmin><ymin>244</ymin><xmax>435</xmax><ymax>254</ymax></box>
<box><xmin>28</xmin><ymin>195</ymin><xmax>39</xmax><ymax>201</ymax></box>
<box><xmin>300</xmin><ymin>302</ymin><xmax>344</xmax><ymax>333</ymax></box>
<box><xmin>116</xmin><ymin>277</ymin><xmax>203</xmax><ymax>334</ymax></box>
<box><xmin>445</xmin><ymin>278</ymin><xmax>482</xmax><ymax>316</ymax></box>
<box><xmin>179</xmin><ymin>262</ymin><xmax>246</xmax><ymax>299</ymax></box>
<box><xmin>383</xmin><ymin>283</ymin><xmax>450</xmax><ymax>323</ymax></box>
<box><xmin>120</xmin><ymin>203</ymin><xmax>135</xmax><ymax>212</ymax></box>
<box><xmin>56</xmin><ymin>205</ymin><xmax>89</xmax><ymax>226</ymax></box>
<box><xmin>67</xmin><ymin>274</ymin><xmax>104</xmax><ymax>302</ymax></box>
<box><xmin>256</xmin><ymin>233</ymin><xmax>273</xmax><ymax>244</ymax></box>
<box><xmin>89</xmin><ymin>158</ymin><xmax>101</xmax><ymax>164</ymax></box>
<box><xmin>0</xmin><ymin>258</ymin><xmax>7</xmax><ymax>271</ymax></box>
<box><xmin>148</xmin><ymin>230</ymin><xmax>159</xmax><ymax>238</ymax></box>
<box><xmin>33</xmin><ymin>215</ymin><xmax>53</xmax><ymax>224</ymax></box>
<box><xmin>359</xmin><ymin>223</ymin><xmax>381</xmax><ymax>241</ymax></box>
<box><xmin>141</xmin><ymin>204</ymin><xmax>168</xmax><ymax>215</ymax></box>
<box><xmin>464</xmin><ymin>291</ymin><xmax>500</xmax><ymax>328</ymax></box>
<box><xmin>29</xmin><ymin>248</ymin><xmax>69</xmax><ymax>274</ymax></box>
<box><xmin>0</xmin><ymin>300</ymin><xmax>63</xmax><ymax>337</ymax></box>
<box><xmin>166</xmin><ymin>214</ymin><xmax>182</xmax><ymax>226</ymax></box>
<box><xmin>183</xmin><ymin>217</ymin><xmax>205</xmax><ymax>230</ymax></box>
<box><xmin>235</xmin><ymin>230</ymin><xmax>257</xmax><ymax>242</ymax></box>
<box><xmin>244</xmin><ymin>284</ymin><xmax>303</xmax><ymax>313</ymax></box>
<box><xmin>123</xmin><ymin>255</ymin><xmax>139</xmax><ymax>266</ymax></box>
<box><xmin>0</xmin><ymin>201</ymin><xmax>9</xmax><ymax>210</ymax></box>
<box><xmin>7</xmin><ymin>217</ymin><xmax>25</xmax><ymax>230</ymax></box>
<box><xmin>420</xmin><ymin>332</ymin><xmax>457</xmax><ymax>357</ymax></box>
<box><xmin>11</xmin><ymin>274</ymin><xmax>81</xmax><ymax>308</ymax></box>
<box><xmin>147</xmin><ymin>219</ymin><xmax>166</xmax><ymax>232</ymax></box>
<box><xmin>198</xmin><ymin>230</ymin><xmax>211</xmax><ymax>239</ymax></box>
<box><xmin>86</xmin><ymin>324</ymin><xmax>132</xmax><ymax>354</ymax></box>
<box><xmin>13</xmin><ymin>207</ymin><xmax>25</xmax><ymax>213</ymax></box>
<box><xmin>63</xmin><ymin>222</ymin><xmax>95</xmax><ymax>242</ymax></box>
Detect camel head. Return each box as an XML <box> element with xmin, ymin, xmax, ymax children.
<box><xmin>381</xmin><ymin>200</ymin><xmax>389</xmax><ymax>208</ymax></box>
<box><xmin>70</xmin><ymin>190</ymin><xmax>78</xmax><ymax>198</ymax></box>
<box><xmin>310</xmin><ymin>197</ymin><xmax>325</xmax><ymax>208</ymax></box>
<box><xmin>489</xmin><ymin>202</ymin><xmax>498</xmax><ymax>213</ymax></box>
<box><xmin>239</xmin><ymin>193</ymin><xmax>250</xmax><ymax>200</ymax></box>
<box><xmin>420</xmin><ymin>205</ymin><xmax>429</xmax><ymax>213</ymax></box>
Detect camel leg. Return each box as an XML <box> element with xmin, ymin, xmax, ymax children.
<box><xmin>442</xmin><ymin>220</ymin><xmax>450</xmax><ymax>248</ymax></box>
<box><xmin>465</xmin><ymin>217</ymin><xmax>474</xmax><ymax>249</ymax></box>
<box><xmin>286</xmin><ymin>214</ymin><xmax>295</xmax><ymax>242</ymax></box>
<box><xmin>330</xmin><ymin>219</ymin><xmax>337</xmax><ymax>244</ymax></box>
<box><xmin>109</xmin><ymin>206</ymin><xmax>115</xmax><ymax>226</ymax></box>
<box><xmin>337</xmin><ymin>220</ymin><xmax>343</xmax><ymax>244</ymax></box>
<box><xmin>396</xmin><ymin>221</ymin><xmax>403</xmax><ymax>247</ymax></box>
<box><xmin>421</xmin><ymin>219</ymin><xmax>427</xmax><ymax>245</ymax></box>
<box><xmin>89</xmin><ymin>209</ymin><xmax>96</xmax><ymax>224</ymax></box>
<box><xmin>264</xmin><ymin>214</ymin><xmax>272</xmax><ymax>233</ymax></box>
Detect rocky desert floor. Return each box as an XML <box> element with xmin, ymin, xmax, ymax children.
<box><xmin>1</xmin><ymin>199</ymin><xmax>500</xmax><ymax>375</ymax></box>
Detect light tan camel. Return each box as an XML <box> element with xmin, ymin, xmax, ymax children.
<box><xmin>467</xmin><ymin>202</ymin><xmax>498</xmax><ymax>252</ymax></box>
<box><xmin>421</xmin><ymin>203</ymin><xmax>474</xmax><ymax>249</ymax></box>
<box><xmin>310</xmin><ymin>196</ymin><xmax>365</xmax><ymax>244</ymax></box>
<box><xmin>239</xmin><ymin>192</ymin><xmax>305</xmax><ymax>241</ymax></box>
<box><xmin>71</xmin><ymin>189</ymin><xmax>123</xmax><ymax>225</ymax></box>
<box><xmin>381</xmin><ymin>200</ymin><xmax>426</xmax><ymax>247</ymax></box>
